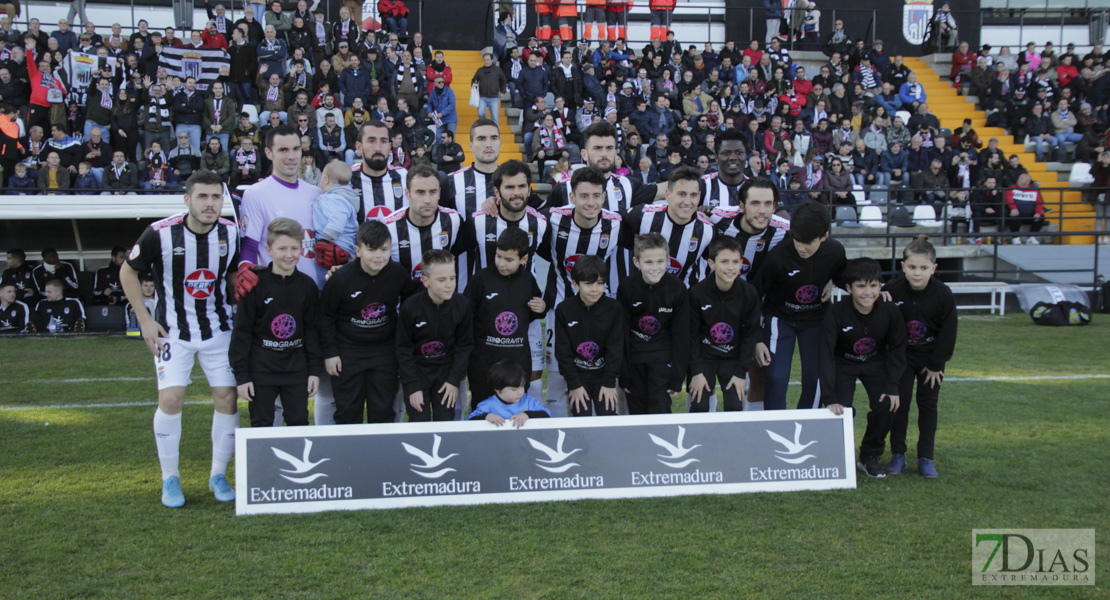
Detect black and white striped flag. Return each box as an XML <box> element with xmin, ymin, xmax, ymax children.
<box><xmin>62</xmin><ymin>51</ymin><xmax>117</xmax><ymax>91</ymax></box>
<box><xmin>157</xmin><ymin>47</ymin><xmax>230</xmax><ymax>91</ymax></box>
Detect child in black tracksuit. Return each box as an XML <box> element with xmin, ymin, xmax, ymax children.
<box><xmin>463</xmin><ymin>228</ymin><xmax>546</xmax><ymax>410</ymax></box>
<box><xmin>820</xmin><ymin>258</ymin><xmax>907</xmax><ymax>478</ymax></box>
<box><xmin>555</xmin><ymin>255</ymin><xmax>624</xmax><ymax>417</ymax></box>
<box><xmin>617</xmin><ymin>232</ymin><xmax>690</xmax><ymax>414</ymax></box>
<box><xmin>318</xmin><ymin>220</ymin><xmax>421</xmax><ymax>424</ymax></box>
<box><xmin>687</xmin><ymin>236</ymin><xmax>763</xmax><ymax>412</ymax></box>
<box><xmin>230</xmin><ymin>219</ymin><xmax>323</xmax><ymax>427</ymax></box>
<box><xmin>396</xmin><ymin>249</ymin><xmax>474</xmax><ymax>422</ymax></box>
<box><xmin>750</xmin><ymin>201</ymin><xmax>847</xmax><ymax>410</ymax></box>
<box><xmin>882</xmin><ymin>236</ymin><xmax>957</xmax><ymax>478</ymax></box>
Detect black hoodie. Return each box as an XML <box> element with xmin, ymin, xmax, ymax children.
<box><xmin>882</xmin><ymin>274</ymin><xmax>957</xmax><ymax>372</ymax></box>
<box><xmin>396</xmin><ymin>291</ymin><xmax>474</xmax><ymax>395</ymax></box>
<box><xmin>554</xmin><ymin>294</ymin><xmax>624</xmax><ymax>390</ymax></box>
<box><xmin>229</xmin><ymin>268</ymin><xmax>322</xmax><ymax>386</ymax></box>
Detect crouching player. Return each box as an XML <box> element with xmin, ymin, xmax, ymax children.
<box><xmin>463</xmin><ymin>228</ymin><xmax>546</xmax><ymax>410</ymax></box>
<box><xmin>396</xmin><ymin>250</ymin><xmax>474</xmax><ymax>421</ymax></box>
<box><xmin>468</xmin><ymin>359</ymin><xmax>551</xmax><ymax>428</ymax></box>
<box><xmin>687</xmin><ymin>236</ymin><xmax>763</xmax><ymax>412</ymax></box>
<box><xmin>821</xmin><ymin>258</ymin><xmax>906</xmax><ymax>478</ymax></box>
<box><xmin>883</xmin><ymin>235</ymin><xmax>957</xmax><ymax>478</ymax></box>
<box><xmin>617</xmin><ymin>232</ymin><xmax>690</xmax><ymax>414</ymax></box>
<box><xmin>555</xmin><ymin>255</ymin><xmax>624</xmax><ymax>417</ymax></box>
<box><xmin>230</xmin><ymin>218</ymin><xmax>323</xmax><ymax>427</ymax></box>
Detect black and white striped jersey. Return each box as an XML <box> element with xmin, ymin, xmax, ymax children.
<box><xmin>443</xmin><ymin>166</ymin><xmax>494</xmax><ymax>220</ymax></box>
<box><xmin>381</xmin><ymin>205</ymin><xmax>463</xmax><ymax>281</ymax></box>
<box><xmin>0</xmin><ymin>300</ymin><xmax>30</xmax><ymax>332</ymax></box>
<box><xmin>351</xmin><ymin>164</ymin><xmax>409</xmax><ymax>221</ymax></box>
<box><xmin>126</xmin><ymin>213</ymin><xmax>239</xmax><ymax>342</ymax></box>
<box><xmin>619</xmin><ymin>202</ymin><xmax>715</xmax><ymax>287</ymax></box>
<box><xmin>538</xmin><ymin>205</ymin><xmax>622</xmax><ymax>309</ymax></box>
<box><xmin>553</xmin><ymin>175</ymin><xmax>647</xmax><ymax>284</ymax></box>
<box><xmin>709</xmin><ymin>208</ymin><xmax>790</xmax><ymax>280</ymax></box>
<box><xmin>700</xmin><ymin>172</ymin><xmax>745</xmax><ymax>209</ymax></box>
<box><xmin>456</xmin><ymin>207</ymin><xmax>549</xmax><ymax>277</ymax></box>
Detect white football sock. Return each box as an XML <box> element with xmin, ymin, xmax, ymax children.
<box><xmin>210</xmin><ymin>411</ymin><xmax>238</xmax><ymax>478</ymax></box>
<box><xmin>314</xmin><ymin>376</ymin><xmax>336</xmax><ymax>425</ymax></box>
<box><xmin>153</xmin><ymin>408</ymin><xmax>182</xmax><ymax>481</ymax></box>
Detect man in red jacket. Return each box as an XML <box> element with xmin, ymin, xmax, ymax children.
<box><xmin>950</xmin><ymin>41</ymin><xmax>975</xmax><ymax>82</ymax></box>
<box><xmin>23</xmin><ymin>39</ymin><xmax>66</xmax><ymax>133</ymax></box>
<box><xmin>1004</xmin><ymin>173</ymin><xmax>1046</xmax><ymax>245</ymax></box>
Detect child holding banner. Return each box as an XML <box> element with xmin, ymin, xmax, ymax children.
<box><xmin>468</xmin><ymin>360</ymin><xmax>550</xmax><ymax>428</ymax></box>
<box><xmin>820</xmin><ymin>258</ymin><xmax>906</xmax><ymax>479</ymax></box>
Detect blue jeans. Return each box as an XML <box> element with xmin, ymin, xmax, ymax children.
<box><xmin>1031</xmin><ymin>134</ymin><xmax>1058</xmax><ymax>159</ymax></box>
<box><xmin>90</xmin><ymin>166</ymin><xmax>103</xmax><ymax>186</ymax></box>
<box><xmin>213</xmin><ymin>133</ymin><xmax>230</xmax><ymax>152</ymax></box>
<box><xmin>435</xmin><ymin>122</ymin><xmax>457</xmax><ymax>140</ymax></box>
<box><xmin>233</xmin><ymin>82</ymin><xmax>256</xmax><ymax>107</ymax></box>
<box><xmin>384</xmin><ymin>16</ymin><xmax>408</xmax><ymax>35</ymax></box>
<box><xmin>523</xmin><ymin>131</ymin><xmax>534</xmax><ymax>158</ymax></box>
<box><xmin>84</xmin><ymin>120</ymin><xmax>109</xmax><ymax>145</ymax></box>
<box><xmin>762</xmin><ymin>315</ymin><xmax>823</xmax><ymax>410</ymax></box>
<box><xmin>1056</xmin><ymin>132</ymin><xmax>1082</xmax><ymax>145</ymax></box>
<box><xmin>175</xmin><ymin>124</ymin><xmax>202</xmax><ymax>153</ymax></box>
<box><xmin>478</xmin><ymin>97</ymin><xmax>500</xmax><ymax>125</ymax></box>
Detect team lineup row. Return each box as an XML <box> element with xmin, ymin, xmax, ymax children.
<box><xmin>115</xmin><ymin>119</ymin><xmax>956</xmax><ymax>507</ymax></box>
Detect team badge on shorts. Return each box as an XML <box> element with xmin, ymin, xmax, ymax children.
<box><xmin>599</xmin><ymin>234</ymin><xmax>610</xmax><ymax>249</ymax></box>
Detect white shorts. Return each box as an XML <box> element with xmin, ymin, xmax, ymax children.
<box><xmin>528</xmin><ymin>319</ymin><xmax>544</xmax><ymax>372</ymax></box>
<box><xmin>154</xmin><ymin>330</ymin><xmax>236</xmax><ymax>390</ymax></box>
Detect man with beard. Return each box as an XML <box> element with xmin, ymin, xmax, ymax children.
<box><xmin>710</xmin><ymin>177</ymin><xmax>791</xmax><ymax>410</ymax></box>
<box><xmin>455</xmin><ymin>160</ymin><xmax>550</xmax><ymax>400</ymax></box>
<box><xmin>350</xmin><ymin>120</ymin><xmax>408</xmax><ymax>220</ymax></box>
<box><xmin>541</xmin><ymin>121</ymin><xmax>662</xmax><ymax>286</ymax></box>
<box><xmin>700</xmin><ymin>129</ymin><xmax>749</xmax><ymax>209</ymax></box>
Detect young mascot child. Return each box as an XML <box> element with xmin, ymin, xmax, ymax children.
<box><xmin>318</xmin><ymin>220</ymin><xmax>421</xmax><ymax>424</ymax></box>
<box><xmin>617</xmin><ymin>232</ymin><xmax>690</xmax><ymax>414</ymax></box>
<box><xmin>750</xmin><ymin>200</ymin><xmax>847</xmax><ymax>410</ymax></box>
<box><xmin>821</xmin><ymin>257</ymin><xmax>907</xmax><ymax>478</ymax></box>
<box><xmin>396</xmin><ymin>249</ymin><xmax>474</xmax><ymax>421</ymax></box>
<box><xmin>883</xmin><ymin>235</ymin><xmax>957</xmax><ymax>478</ymax></box>
<box><xmin>555</xmin><ymin>255</ymin><xmax>625</xmax><ymax>417</ymax></box>
<box><xmin>230</xmin><ymin>218</ymin><xmax>322</xmax><ymax>427</ymax></box>
<box><xmin>468</xmin><ymin>359</ymin><xmax>551</xmax><ymax>428</ymax></box>
<box><xmin>687</xmin><ymin>236</ymin><xmax>763</xmax><ymax>412</ymax></box>
<box><xmin>463</xmin><ymin>228</ymin><xmax>546</xmax><ymax>409</ymax></box>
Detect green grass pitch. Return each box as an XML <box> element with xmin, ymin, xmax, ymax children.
<box><xmin>1</xmin><ymin>314</ymin><xmax>1107</xmax><ymax>598</ymax></box>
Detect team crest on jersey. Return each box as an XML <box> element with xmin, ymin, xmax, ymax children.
<box><xmin>527</xmin><ymin>231</ymin><xmax>535</xmax><ymax>246</ymax></box>
<box><xmin>218</xmin><ymin>240</ymin><xmax>228</xmax><ymax>257</ymax></box>
<box><xmin>64</xmin><ymin>307</ymin><xmax>70</xmax><ymax>314</ymax></box>
<box><xmin>239</xmin><ymin>215</ymin><xmax>248</xmax><ymax>230</ymax></box>
<box><xmin>437</xmin><ymin>232</ymin><xmax>449</xmax><ymax>247</ymax></box>
<box><xmin>688</xmin><ymin>237</ymin><xmax>699</xmax><ymax>252</ymax></box>
<box><xmin>755</xmin><ymin>240</ymin><xmax>765</xmax><ymax>252</ymax></box>
<box><xmin>612</xmin><ymin>187</ymin><xmax>623</xmax><ymax>203</ymax></box>
<box><xmin>129</xmin><ymin>244</ymin><xmax>140</xmax><ymax>260</ymax></box>
<box><xmin>184</xmin><ymin>269</ymin><xmax>217</xmax><ymax>299</ymax></box>
<box><xmin>599</xmin><ymin>234</ymin><xmax>610</xmax><ymax>249</ymax></box>
<box><xmin>563</xmin><ymin>254</ymin><xmax>582</xmax><ymax>273</ymax></box>
<box><xmin>392</xmin><ymin>181</ymin><xmax>403</xmax><ymax>198</ymax></box>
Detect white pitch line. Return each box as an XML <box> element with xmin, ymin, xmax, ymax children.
<box><xmin>30</xmin><ymin>377</ymin><xmax>150</xmax><ymax>383</ymax></box>
<box><xmin>2</xmin><ymin>374</ymin><xmax>1109</xmax><ymax>411</ymax></box>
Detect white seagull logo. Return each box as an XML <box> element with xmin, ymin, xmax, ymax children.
<box><xmin>767</xmin><ymin>423</ymin><xmax>817</xmax><ymax>464</ymax></box>
<box><xmin>403</xmin><ymin>434</ymin><xmax>458</xmax><ymax>478</ymax></box>
<box><xmin>271</xmin><ymin>439</ymin><xmax>330</xmax><ymax>483</ymax></box>
<box><xmin>527</xmin><ymin>430</ymin><xmax>581</xmax><ymax>473</ymax></box>
<box><xmin>649</xmin><ymin>426</ymin><xmax>702</xmax><ymax>468</ymax></box>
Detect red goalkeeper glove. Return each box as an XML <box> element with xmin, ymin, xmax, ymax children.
<box><xmin>235</xmin><ymin>262</ymin><xmax>260</xmax><ymax>300</ymax></box>
<box><xmin>315</xmin><ymin>239</ymin><xmax>351</xmax><ymax>269</ymax></box>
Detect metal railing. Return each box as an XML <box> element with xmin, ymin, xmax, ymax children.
<box><xmin>824</xmin><ymin>184</ymin><xmax>1106</xmax><ymax>288</ymax></box>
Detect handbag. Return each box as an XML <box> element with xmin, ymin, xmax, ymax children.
<box><xmin>468</xmin><ymin>83</ymin><xmax>480</xmax><ymax>108</ymax></box>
